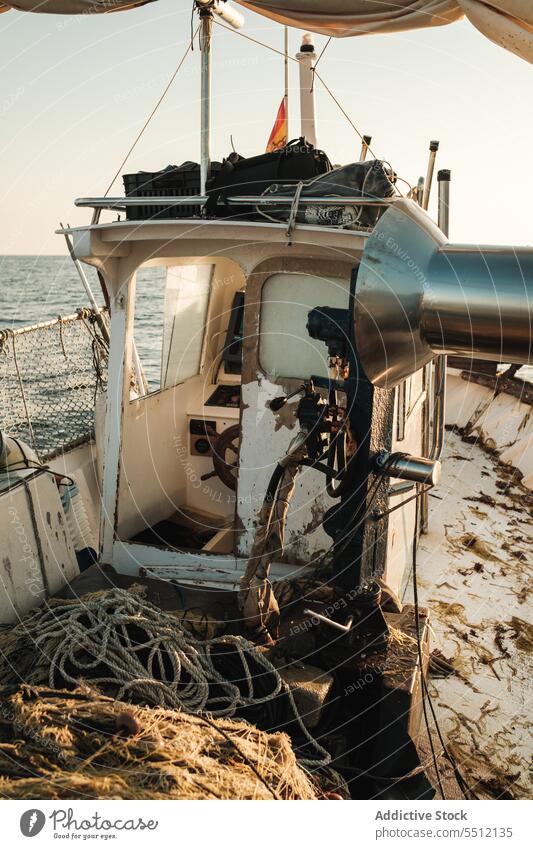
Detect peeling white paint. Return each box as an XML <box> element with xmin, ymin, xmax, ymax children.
<box><xmin>237</xmin><ymin>375</ymin><xmax>332</xmax><ymax>564</ymax></box>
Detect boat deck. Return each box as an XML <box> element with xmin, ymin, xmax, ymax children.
<box><xmin>55</xmin><ymin>424</ymin><xmax>532</xmax><ymax>800</ymax></box>
<box><xmin>406</xmin><ymin>429</ymin><xmax>533</xmax><ymax>799</ymax></box>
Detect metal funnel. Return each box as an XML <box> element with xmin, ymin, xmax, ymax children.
<box><xmin>354</xmin><ymin>199</ymin><xmax>533</xmax><ymax>388</ymax></box>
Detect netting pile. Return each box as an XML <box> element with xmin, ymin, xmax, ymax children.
<box><xmin>0</xmin><ymin>309</ymin><xmax>108</xmax><ymax>459</ymax></box>
<box><xmin>0</xmin><ymin>587</ymin><xmax>329</xmax><ymax>768</ymax></box>
<box><xmin>0</xmin><ymin>686</ymin><xmax>318</xmax><ymax>800</ymax></box>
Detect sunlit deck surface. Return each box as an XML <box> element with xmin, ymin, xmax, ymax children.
<box><xmin>406</xmin><ymin>430</ymin><xmax>533</xmax><ymax>800</ymax></box>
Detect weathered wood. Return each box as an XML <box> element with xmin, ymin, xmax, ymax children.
<box><xmin>448</xmin><ymin>356</ymin><xmax>497</xmax><ymax>375</ymax></box>
<box><xmin>460</xmin><ymin>371</ymin><xmax>533</xmax><ymax>406</ymax></box>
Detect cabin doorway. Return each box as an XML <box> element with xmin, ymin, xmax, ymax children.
<box><xmin>115</xmin><ymin>257</ymin><xmax>245</xmax><ymax>562</ymax></box>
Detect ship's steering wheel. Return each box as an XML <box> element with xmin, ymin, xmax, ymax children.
<box><xmin>210</xmin><ymin>424</ymin><xmax>240</xmax><ymax>491</ymax></box>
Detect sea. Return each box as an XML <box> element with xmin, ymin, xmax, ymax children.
<box><xmin>1</xmin><ymin>255</ymin><xmax>531</xmax><ymax>387</ymax></box>
<box><xmin>0</xmin><ymin>255</ymin><xmax>164</xmax><ymax>388</ymax></box>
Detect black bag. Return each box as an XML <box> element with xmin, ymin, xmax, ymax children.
<box><xmin>259</xmin><ymin>160</ymin><xmax>396</xmax><ymax>230</ymax></box>
<box><xmin>205</xmin><ymin>137</ymin><xmax>332</xmax><ymax>217</ymax></box>
<box><xmin>122</xmin><ymin>161</ymin><xmax>222</xmax><ymax>220</ymax></box>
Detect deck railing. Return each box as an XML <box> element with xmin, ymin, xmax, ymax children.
<box><xmin>0</xmin><ymin>309</ymin><xmax>108</xmax><ymax>460</ymax></box>
<box><xmin>74</xmin><ymin>194</ymin><xmax>398</xmax><ymax>225</ymax></box>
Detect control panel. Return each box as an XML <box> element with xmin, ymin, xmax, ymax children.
<box><xmin>205</xmin><ymin>385</ymin><xmax>241</xmax><ymax>409</ymax></box>
<box><xmin>189</xmin><ymin>418</ymin><xmax>217</xmax><ymax>457</ymax></box>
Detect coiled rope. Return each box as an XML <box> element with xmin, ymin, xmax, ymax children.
<box><xmin>1</xmin><ymin>588</ymin><xmax>329</xmax><ymax>769</ymax></box>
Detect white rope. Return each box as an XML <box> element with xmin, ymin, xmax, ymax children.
<box><xmin>12</xmin><ymin>589</ymin><xmax>329</xmax><ymax>768</ymax></box>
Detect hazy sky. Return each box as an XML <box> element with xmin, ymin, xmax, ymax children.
<box><xmin>0</xmin><ymin>0</ymin><xmax>531</xmax><ymax>254</ymax></box>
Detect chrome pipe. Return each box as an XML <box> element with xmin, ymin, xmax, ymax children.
<box><xmin>75</xmin><ymin>197</ymin><xmax>206</xmax><ymax>210</ymax></box>
<box><xmin>375</xmin><ymin>450</ymin><xmax>441</xmax><ymax>486</ymax></box>
<box><xmin>425</xmin><ymin>247</ymin><xmax>533</xmax><ymax>362</ymax></box>
<box><xmin>422</xmin><ymin>140</ymin><xmax>439</xmax><ymax>211</ymax></box>
<box><xmin>354</xmin><ymin>199</ymin><xmax>533</xmax><ymax>388</ymax></box>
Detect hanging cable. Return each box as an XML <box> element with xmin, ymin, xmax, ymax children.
<box><xmin>213</xmin><ymin>17</ymin><xmax>298</xmax><ymax>59</ymax></box>
<box><xmin>373</xmin><ymin>485</ymin><xmax>432</xmax><ymax>520</ymax></box>
<box><xmin>102</xmin><ymin>26</ymin><xmax>199</xmax><ymax>198</ymax></box>
<box><xmin>313</xmin><ymin>36</ymin><xmax>332</xmax><ymax>73</ymax></box>
<box><xmin>214</xmin><ymin>24</ymin><xmax>380</xmax><ymax>156</ymax></box>
<box><xmin>304</xmin><ymin>470</ymin><xmax>385</xmax><ymax>578</ymax></box>
<box><xmin>310</xmin><ymin>36</ymin><xmax>331</xmax><ymax>93</ymax></box>
<box><xmin>213</xmin><ymin>19</ymin><xmax>405</xmax><ymax>197</ymax></box>
<box><xmin>312</xmin><ymin>68</ymin><xmax>402</xmax><ymax>196</ymax></box>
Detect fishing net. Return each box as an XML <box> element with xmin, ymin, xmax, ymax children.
<box><xmin>0</xmin><ymin>686</ymin><xmax>319</xmax><ymax>800</ymax></box>
<box><xmin>0</xmin><ymin>309</ymin><xmax>108</xmax><ymax>460</ymax></box>
<box><xmin>0</xmin><ymin>587</ymin><xmax>329</xmax><ymax>768</ymax></box>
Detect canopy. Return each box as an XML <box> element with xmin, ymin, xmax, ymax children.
<box><xmin>1</xmin><ymin>1</ymin><xmax>531</xmax><ymax>64</ymax></box>
<box><xmin>236</xmin><ymin>1</ymin><xmax>533</xmax><ymax>63</ymax></box>
<box><xmin>0</xmin><ymin>0</ymin><xmax>154</xmax><ymax>13</ymax></box>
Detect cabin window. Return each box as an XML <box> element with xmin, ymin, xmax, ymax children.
<box><xmin>161</xmin><ymin>265</ymin><xmax>213</xmax><ymax>389</ymax></box>
<box><xmin>259</xmin><ymin>273</ymin><xmax>351</xmax><ymax>380</ymax></box>
<box><xmin>131</xmin><ymin>265</ymin><xmax>167</xmax><ymax>393</ymax></box>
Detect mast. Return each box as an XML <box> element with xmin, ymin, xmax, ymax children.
<box><xmin>199</xmin><ymin>7</ymin><xmax>212</xmax><ymax>199</ymax></box>
<box><xmin>196</xmin><ymin>2</ymin><xmax>244</xmax><ymax>197</ymax></box>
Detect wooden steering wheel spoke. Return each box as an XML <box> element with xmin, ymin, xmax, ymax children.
<box><xmin>210</xmin><ymin>424</ymin><xmax>240</xmax><ymax>491</ymax></box>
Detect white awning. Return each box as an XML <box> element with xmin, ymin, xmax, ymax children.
<box><xmin>1</xmin><ymin>1</ymin><xmax>531</xmax><ymax>64</ymax></box>
<box><xmin>0</xmin><ymin>0</ymin><xmax>154</xmax><ymax>14</ymax></box>
<box><xmin>236</xmin><ymin>1</ymin><xmax>533</xmax><ymax>63</ymax></box>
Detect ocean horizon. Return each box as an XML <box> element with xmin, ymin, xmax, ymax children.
<box><xmin>1</xmin><ymin>254</ymin><xmax>531</xmax><ymax>387</ymax></box>
<box><xmin>0</xmin><ymin>254</ymin><xmax>163</xmax><ymax>387</ymax></box>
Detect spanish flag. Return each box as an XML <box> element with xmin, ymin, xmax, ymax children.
<box><xmin>266</xmin><ymin>97</ymin><xmax>288</xmax><ymax>153</ymax></box>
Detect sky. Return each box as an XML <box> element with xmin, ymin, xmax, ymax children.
<box><xmin>0</xmin><ymin>0</ymin><xmax>532</xmax><ymax>254</ymax></box>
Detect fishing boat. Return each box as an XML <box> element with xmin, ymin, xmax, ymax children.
<box><xmin>0</xmin><ymin>0</ymin><xmax>532</xmax><ymax>801</ymax></box>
